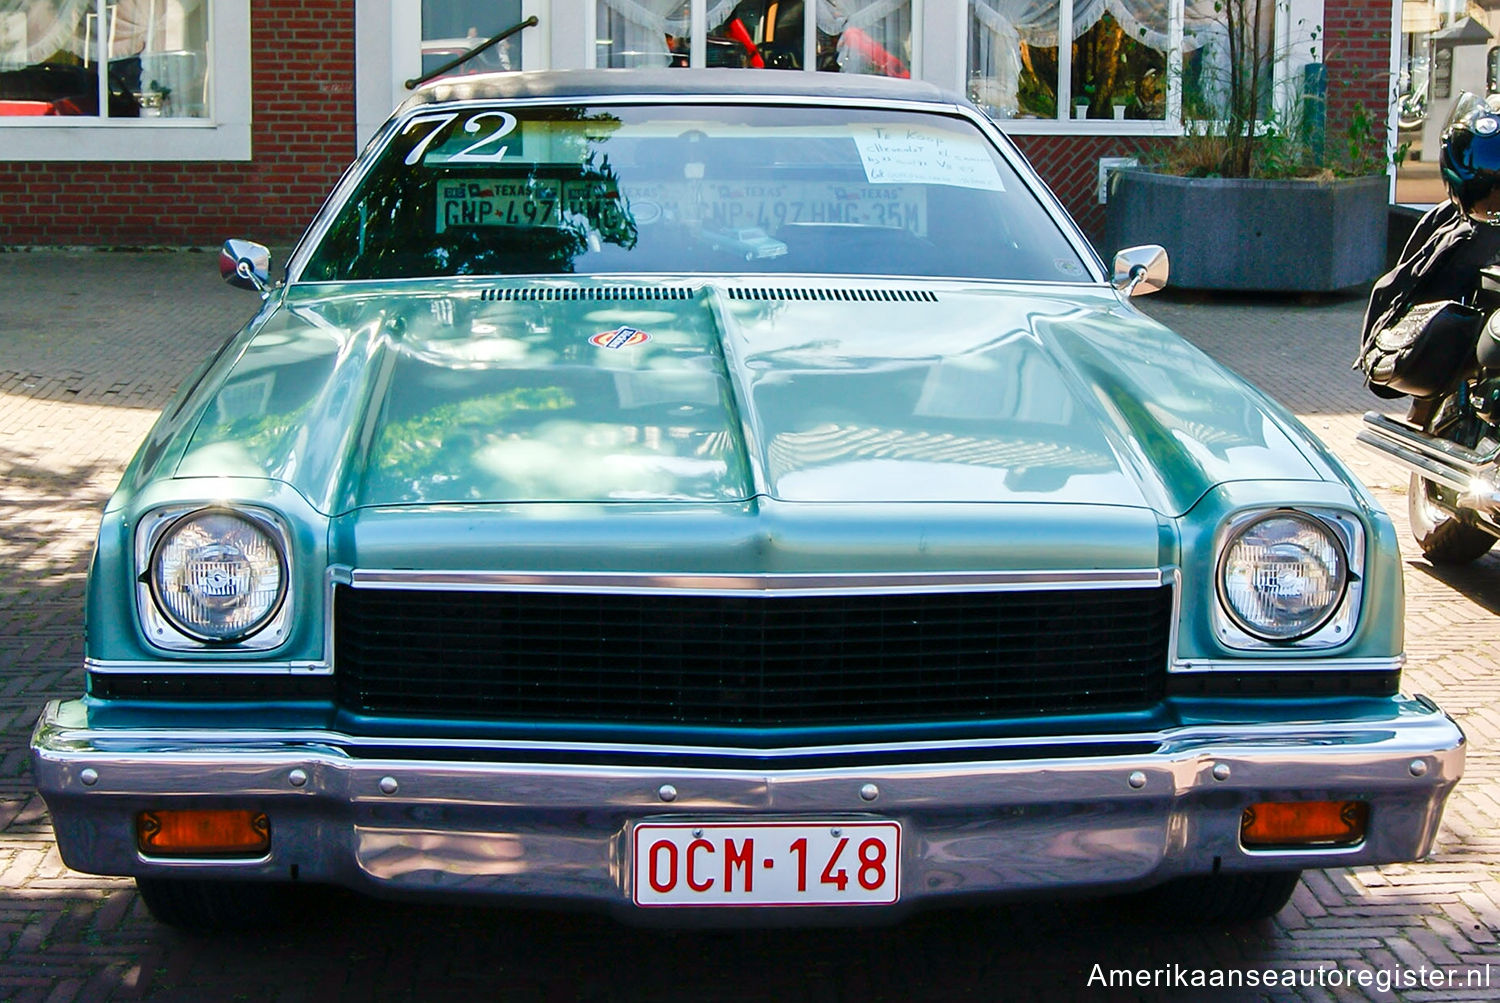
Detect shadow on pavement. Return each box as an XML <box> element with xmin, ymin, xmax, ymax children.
<box><xmin>1411</xmin><ymin>555</ymin><xmax>1500</xmax><ymax>617</ymax></box>
<box><xmin>87</xmin><ymin>884</ymin><xmax>1296</xmax><ymax>1001</ymax></box>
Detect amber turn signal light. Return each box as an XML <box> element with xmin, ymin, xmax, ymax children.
<box><xmin>136</xmin><ymin>809</ymin><xmax>270</xmax><ymax>857</ymax></box>
<box><xmin>1241</xmin><ymin>800</ymin><xmax>1368</xmax><ymax>849</ymax></box>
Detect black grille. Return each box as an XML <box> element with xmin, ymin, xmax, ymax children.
<box><xmin>334</xmin><ymin>584</ymin><xmax>1172</xmax><ymax>728</ymax></box>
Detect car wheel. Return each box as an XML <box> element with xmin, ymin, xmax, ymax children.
<box><xmin>1140</xmin><ymin>870</ymin><xmax>1301</xmax><ymax>925</ymax></box>
<box><xmin>1409</xmin><ymin>472</ymin><xmax>1497</xmax><ymax>564</ymax></box>
<box><xmin>135</xmin><ymin>877</ymin><xmax>288</xmax><ymax>931</ymax></box>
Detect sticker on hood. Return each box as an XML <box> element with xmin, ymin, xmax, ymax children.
<box><xmin>590</xmin><ymin>326</ymin><xmax>651</xmax><ymax>350</ymax></box>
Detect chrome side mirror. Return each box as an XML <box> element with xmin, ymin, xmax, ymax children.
<box><xmin>1112</xmin><ymin>245</ymin><xmax>1169</xmax><ymax>297</ymax></box>
<box><xmin>219</xmin><ymin>239</ymin><xmax>272</xmax><ymax>295</ymax></box>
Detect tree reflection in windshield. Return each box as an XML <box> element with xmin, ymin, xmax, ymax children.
<box><xmin>300</xmin><ymin>102</ymin><xmax>1086</xmax><ymax>282</ymax></box>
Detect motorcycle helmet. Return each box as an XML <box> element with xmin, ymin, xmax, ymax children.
<box><xmin>1441</xmin><ymin>92</ymin><xmax>1500</xmax><ymax>224</ymax></box>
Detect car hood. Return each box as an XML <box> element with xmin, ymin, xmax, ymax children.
<box><xmin>173</xmin><ymin>278</ymin><xmax>1324</xmax><ymax>517</ymax></box>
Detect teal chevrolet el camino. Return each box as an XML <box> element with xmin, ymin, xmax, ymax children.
<box><xmin>31</xmin><ymin>70</ymin><xmax>1463</xmax><ymax>930</ymax></box>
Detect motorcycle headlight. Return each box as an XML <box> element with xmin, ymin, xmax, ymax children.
<box><xmin>147</xmin><ymin>508</ymin><xmax>288</xmax><ymax>643</ymax></box>
<box><xmin>1217</xmin><ymin>511</ymin><xmax>1349</xmax><ymax>642</ymax></box>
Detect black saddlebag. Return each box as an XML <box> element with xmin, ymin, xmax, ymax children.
<box><xmin>1360</xmin><ymin>300</ymin><xmax>1485</xmax><ymax>398</ymax></box>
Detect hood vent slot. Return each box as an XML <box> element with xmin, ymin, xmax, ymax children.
<box><xmin>727</xmin><ymin>287</ymin><xmax>937</xmax><ymax>302</ymax></box>
<box><xmin>478</xmin><ymin>286</ymin><xmax>936</xmax><ymax>303</ymax></box>
<box><xmin>480</xmin><ymin>287</ymin><xmax>694</xmax><ymax>302</ymax></box>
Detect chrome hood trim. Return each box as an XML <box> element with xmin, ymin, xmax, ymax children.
<box><xmin>343</xmin><ymin>567</ymin><xmax>1165</xmax><ymax>595</ymax></box>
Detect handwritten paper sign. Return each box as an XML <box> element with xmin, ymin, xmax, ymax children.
<box><xmin>853</xmin><ymin>127</ymin><xmax>1005</xmax><ymax>191</ymax></box>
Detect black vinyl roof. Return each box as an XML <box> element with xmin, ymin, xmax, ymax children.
<box><xmin>401</xmin><ymin>68</ymin><xmax>965</xmax><ymax>112</ymax></box>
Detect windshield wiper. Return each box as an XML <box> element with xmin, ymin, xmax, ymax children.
<box><xmin>405</xmin><ymin>16</ymin><xmax>539</xmax><ymax>90</ymax></box>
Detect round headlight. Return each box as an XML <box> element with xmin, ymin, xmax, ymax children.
<box><xmin>148</xmin><ymin>509</ymin><xmax>287</xmax><ymax>643</ymax></box>
<box><xmin>1218</xmin><ymin>511</ymin><xmax>1349</xmax><ymax>641</ymax></box>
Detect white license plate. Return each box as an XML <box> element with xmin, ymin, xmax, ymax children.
<box><xmin>632</xmin><ymin>821</ymin><xmax>901</xmax><ymax>907</ymax></box>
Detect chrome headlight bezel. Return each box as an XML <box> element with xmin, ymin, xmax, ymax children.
<box><xmin>1212</xmin><ymin>508</ymin><xmax>1364</xmax><ymax>650</ymax></box>
<box><xmin>135</xmin><ymin>505</ymin><xmax>293</xmax><ymax>651</ymax></box>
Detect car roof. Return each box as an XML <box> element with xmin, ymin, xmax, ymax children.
<box><xmin>400</xmin><ymin>68</ymin><xmax>965</xmax><ymax>112</ymax></box>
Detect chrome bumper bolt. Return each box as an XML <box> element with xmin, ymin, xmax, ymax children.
<box><xmin>1410</xmin><ymin>759</ymin><xmax>1429</xmax><ymax>778</ymax></box>
<box><xmin>288</xmin><ymin>769</ymin><xmax>308</xmax><ymax>788</ymax></box>
<box><xmin>1127</xmin><ymin>771</ymin><xmax>1147</xmax><ymax>789</ymax></box>
<box><xmin>859</xmin><ymin>783</ymin><xmax>879</xmax><ymax>802</ymax></box>
<box><xmin>79</xmin><ymin>768</ymin><xmax>98</xmax><ymax>787</ymax></box>
<box><xmin>658</xmin><ymin>784</ymin><xmax>678</xmax><ymax>803</ymax></box>
<box><xmin>1212</xmin><ymin>763</ymin><xmax>1231</xmax><ymax>781</ymax></box>
<box><xmin>378</xmin><ymin>776</ymin><xmax>399</xmax><ymax>795</ymax></box>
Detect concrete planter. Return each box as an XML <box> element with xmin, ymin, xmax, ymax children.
<box><xmin>1102</xmin><ymin>171</ymin><xmax>1389</xmax><ymax>292</ymax></box>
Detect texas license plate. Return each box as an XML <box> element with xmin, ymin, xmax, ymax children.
<box><xmin>632</xmin><ymin>821</ymin><xmax>901</xmax><ymax>907</ymax></box>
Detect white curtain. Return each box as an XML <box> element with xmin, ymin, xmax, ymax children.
<box><xmin>1182</xmin><ymin>14</ymin><xmax>1231</xmax><ymax>113</ymax></box>
<box><xmin>969</xmin><ymin>0</ymin><xmax>1058</xmax><ymax>115</ymax></box>
<box><xmin>968</xmin><ymin>0</ymin><xmax>1228</xmax><ymax>116</ymax></box>
<box><xmin>825</xmin><ymin>0</ymin><xmax>913</xmax><ymax>76</ymax></box>
<box><xmin>0</xmin><ymin>1</ymin><xmax>207</xmax><ymax>66</ymax></box>
<box><xmin>598</xmin><ymin>0</ymin><xmax>913</xmax><ymax>75</ymax></box>
<box><xmin>1</xmin><ymin>0</ymin><xmax>96</xmax><ymax>65</ymax></box>
<box><xmin>597</xmin><ymin>0</ymin><xmax>693</xmax><ymax>67</ymax></box>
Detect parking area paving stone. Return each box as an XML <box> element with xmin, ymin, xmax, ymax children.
<box><xmin>2</xmin><ymin>250</ymin><xmax>1498</xmax><ymax>1001</ymax></box>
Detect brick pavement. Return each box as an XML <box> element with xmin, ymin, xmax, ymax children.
<box><xmin>2</xmin><ymin>251</ymin><xmax>1499</xmax><ymax>1001</ymax></box>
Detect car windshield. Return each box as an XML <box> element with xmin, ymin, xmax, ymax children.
<box><xmin>299</xmin><ymin>102</ymin><xmax>1090</xmax><ymax>283</ymax></box>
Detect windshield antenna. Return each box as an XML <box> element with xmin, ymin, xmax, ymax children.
<box><xmin>405</xmin><ymin>16</ymin><xmax>539</xmax><ymax>90</ymax></box>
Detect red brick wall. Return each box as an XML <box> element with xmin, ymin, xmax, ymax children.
<box><xmin>1011</xmin><ymin>134</ymin><xmax>1171</xmax><ymax>242</ymax></box>
<box><xmin>1322</xmin><ymin>0</ymin><xmax>1392</xmax><ymax>145</ymax></box>
<box><xmin>0</xmin><ymin>0</ymin><xmax>1389</xmax><ymax>247</ymax></box>
<box><xmin>0</xmin><ymin>0</ymin><xmax>355</xmax><ymax>247</ymax></box>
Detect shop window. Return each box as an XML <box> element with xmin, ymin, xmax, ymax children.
<box><xmin>712</xmin><ymin>0</ymin><xmax>808</xmax><ymax>69</ymax></box>
<box><xmin>969</xmin><ymin>0</ymin><xmax>1170</xmax><ymax>121</ymax></box>
<box><xmin>0</xmin><ymin>0</ymin><xmax>249</xmax><ymax>160</ymax></box>
<box><xmin>595</xmin><ymin>0</ymin><xmax>911</xmax><ymax>75</ymax></box>
<box><xmin>819</xmin><ymin>0</ymin><xmax>912</xmax><ymax>76</ymax></box>
<box><xmin>422</xmin><ymin>0</ymin><xmax>526</xmax><ymax>76</ymax></box>
<box><xmin>968</xmin><ymin>0</ymin><xmax>1283</xmax><ymax>126</ymax></box>
<box><xmin>1181</xmin><ymin>0</ymin><xmax>1273</xmax><ymax>121</ymax></box>
<box><xmin>1073</xmin><ymin>12</ymin><xmax>1166</xmax><ymax>120</ymax></box>
<box><xmin>0</xmin><ymin>0</ymin><xmax>208</xmax><ymax>118</ymax></box>
<box><xmin>968</xmin><ymin>0</ymin><xmax>1057</xmax><ymax>119</ymax></box>
<box><xmin>595</xmin><ymin>0</ymin><xmax>689</xmax><ymax>68</ymax></box>
<box><xmin>1394</xmin><ymin>1</ymin><xmax>1500</xmax><ymax>204</ymax></box>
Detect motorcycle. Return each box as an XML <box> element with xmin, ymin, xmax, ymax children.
<box><xmin>1357</xmin><ymin>93</ymin><xmax>1500</xmax><ymax>564</ymax></box>
<box><xmin>1360</xmin><ymin>275</ymin><xmax>1500</xmax><ymax>564</ymax></box>
<box><xmin>1396</xmin><ymin>57</ymin><xmax>1429</xmax><ymax>132</ymax></box>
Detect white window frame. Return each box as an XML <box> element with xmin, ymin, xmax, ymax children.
<box><xmin>947</xmin><ymin>0</ymin><xmax>1323</xmax><ymax>136</ymax></box>
<box><xmin>0</xmin><ymin>0</ymin><xmax>251</xmax><ymax>161</ymax></box>
<box><xmin>358</xmin><ymin>0</ymin><xmax>557</xmax><ymax>150</ymax></box>
<box><xmin>1385</xmin><ymin>0</ymin><xmax>1410</xmax><ymax>205</ymax></box>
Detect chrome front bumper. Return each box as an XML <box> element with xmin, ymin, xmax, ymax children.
<box><xmin>31</xmin><ymin>698</ymin><xmax>1465</xmax><ymax>915</ymax></box>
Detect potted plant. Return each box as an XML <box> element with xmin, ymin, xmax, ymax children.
<box><xmin>1102</xmin><ymin>0</ymin><xmax>1392</xmax><ymax>291</ymax></box>
<box><xmin>1074</xmin><ymin>84</ymin><xmax>1095</xmax><ymax>119</ymax></box>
